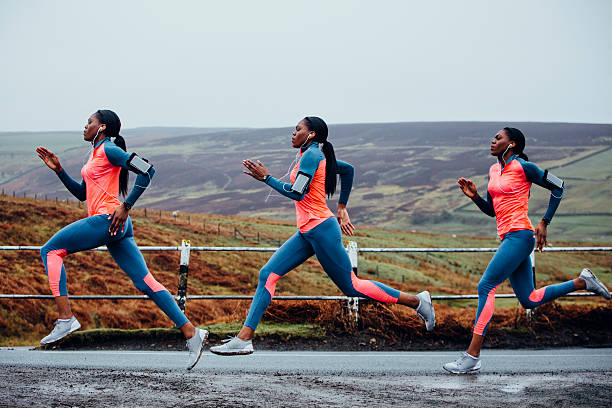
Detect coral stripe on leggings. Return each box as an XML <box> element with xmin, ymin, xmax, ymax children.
<box><xmin>40</xmin><ymin>214</ymin><xmax>188</xmax><ymax>327</ymax></box>
<box><xmin>244</xmin><ymin>217</ymin><xmax>400</xmax><ymax>330</ymax></box>
<box><xmin>473</xmin><ymin>229</ymin><xmax>576</xmax><ymax>336</ymax></box>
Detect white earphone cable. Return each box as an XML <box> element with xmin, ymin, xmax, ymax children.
<box><xmin>82</xmin><ymin>139</ymin><xmax>152</xmax><ymax>202</ymax></box>
<box><xmin>264</xmin><ymin>135</ymin><xmax>314</xmax><ymax>202</ymax></box>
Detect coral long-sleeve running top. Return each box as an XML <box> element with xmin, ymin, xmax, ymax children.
<box><xmin>56</xmin><ymin>137</ymin><xmax>154</xmax><ymax>216</ymax></box>
<box><xmin>264</xmin><ymin>143</ymin><xmax>354</xmax><ymax>232</ymax></box>
<box><xmin>472</xmin><ymin>155</ymin><xmax>563</xmax><ymax>239</ymax></box>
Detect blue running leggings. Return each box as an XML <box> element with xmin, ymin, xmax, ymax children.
<box><xmin>474</xmin><ymin>229</ymin><xmax>576</xmax><ymax>336</ymax></box>
<box><xmin>244</xmin><ymin>217</ymin><xmax>401</xmax><ymax>330</ymax></box>
<box><xmin>40</xmin><ymin>215</ymin><xmax>188</xmax><ymax>327</ymax></box>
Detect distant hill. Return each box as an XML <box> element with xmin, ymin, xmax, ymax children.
<box><xmin>1</xmin><ymin>122</ymin><xmax>611</xmax><ymax>241</ymax></box>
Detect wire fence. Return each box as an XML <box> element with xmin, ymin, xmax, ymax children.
<box><xmin>0</xmin><ymin>192</ymin><xmax>286</xmax><ymax>245</ymax></box>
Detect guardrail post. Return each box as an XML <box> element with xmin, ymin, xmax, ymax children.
<box><xmin>345</xmin><ymin>241</ymin><xmax>360</xmax><ymax>322</ymax></box>
<box><xmin>347</xmin><ymin>297</ymin><xmax>359</xmax><ymax>323</ymax></box>
<box><xmin>526</xmin><ymin>249</ymin><xmax>536</xmax><ymax>321</ymax></box>
<box><xmin>176</xmin><ymin>239</ymin><xmax>191</xmax><ymax>313</ymax></box>
<box><xmin>346</xmin><ymin>241</ymin><xmax>358</xmax><ymax>275</ymax></box>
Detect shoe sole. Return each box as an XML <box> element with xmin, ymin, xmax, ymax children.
<box><xmin>40</xmin><ymin>321</ymin><xmax>82</xmax><ymax>345</ymax></box>
<box><xmin>442</xmin><ymin>365</ymin><xmax>481</xmax><ymax>375</ymax></box>
<box><xmin>418</xmin><ymin>291</ymin><xmax>436</xmax><ymax>331</ymax></box>
<box><xmin>210</xmin><ymin>348</ymin><xmax>254</xmax><ymax>356</ymax></box>
<box><xmin>427</xmin><ymin>291</ymin><xmax>436</xmax><ymax>331</ymax></box>
<box><xmin>187</xmin><ymin>330</ymin><xmax>209</xmax><ymax>370</ymax></box>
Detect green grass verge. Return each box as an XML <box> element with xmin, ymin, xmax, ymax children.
<box><xmin>33</xmin><ymin>323</ymin><xmax>327</xmax><ymax>349</ymax></box>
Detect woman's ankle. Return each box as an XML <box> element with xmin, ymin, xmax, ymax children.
<box><xmin>237</xmin><ymin>326</ymin><xmax>254</xmax><ymax>341</ymax></box>
<box><xmin>180</xmin><ymin>322</ymin><xmax>196</xmax><ymax>339</ymax></box>
<box><xmin>574</xmin><ymin>277</ymin><xmax>586</xmax><ymax>290</ymax></box>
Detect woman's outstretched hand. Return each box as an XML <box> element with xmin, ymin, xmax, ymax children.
<box><xmin>458</xmin><ymin>177</ymin><xmax>478</xmax><ymax>199</ymax></box>
<box><xmin>337</xmin><ymin>204</ymin><xmax>355</xmax><ymax>236</ymax></box>
<box><xmin>36</xmin><ymin>147</ymin><xmax>62</xmax><ymax>173</ymax></box>
<box><xmin>242</xmin><ymin>159</ymin><xmax>270</xmax><ymax>181</ymax></box>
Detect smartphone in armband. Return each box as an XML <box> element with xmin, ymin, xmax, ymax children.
<box><xmin>291</xmin><ymin>172</ymin><xmax>311</xmax><ymax>194</ymax></box>
<box><xmin>127</xmin><ymin>153</ymin><xmax>152</xmax><ymax>175</ymax></box>
<box><xmin>544</xmin><ymin>170</ymin><xmax>564</xmax><ymax>189</ymax></box>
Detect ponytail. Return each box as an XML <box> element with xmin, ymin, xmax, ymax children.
<box><xmin>321</xmin><ymin>140</ymin><xmax>338</xmax><ymax>198</ymax></box>
<box><xmin>113</xmin><ymin>135</ymin><xmax>129</xmax><ymax>197</ymax></box>
<box><xmin>95</xmin><ymin>109</ymin><xmax>129</xmax><ymax>196</ymax></box>
<box><xmin>303</xmin><ymin>116</ymin><xmax>338</xmax><ymax>198</ymax></box>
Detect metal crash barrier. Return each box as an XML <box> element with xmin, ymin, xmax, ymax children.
<box><xmin>1</xmin><ymin>241</ymin><xmax>610</xmax><ymax>321</ymax></box>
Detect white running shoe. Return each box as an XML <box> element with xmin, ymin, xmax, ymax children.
<box><xmin>210</xmin><ymin>336</ymin><xmax>254</xmax><ymax>355</ymax></box>
<box><xmin>40</xmin><ymin>316</ymin><xmax>81</xmax><ymax>344</ymax></box>
<box><xmin>416</xmin><ymin>291</ymin><xmax>436</xmax><ymax>331</ymax></box>
<box><xmin>443</xmin><ymin>352</ymin><xmax>482</xmax><ymax>374</ymax></box>
<box><xmin>186</xmin><ymin>328</ymin><xmax>209</xmax><ymax>370</ymax></box>
<box><xmin>579</xmin><ymin>268</ymin><xmax>611</xmax><ymax>300</ymax></box>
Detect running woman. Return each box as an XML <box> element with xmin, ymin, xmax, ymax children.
<box><xmin>36</xmin><ymin>110</ymin><xmax>207</xmax><ymax>369</ymax></box>
<box><xmin>443</xmin><ymin>127</ymin><xmax>610</xmax><ymax>374</ymax></box>
<box><xmin>210</xmin><ymin>116</ymin><xmax>435</xmax><ymax>355</ymax></box>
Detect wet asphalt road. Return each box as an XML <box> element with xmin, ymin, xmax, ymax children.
<box><xmin>1</xmin><ymin>347</ymin><xmax>611</xmax><ymax>374</ymax></box>
<box><xmin>1</xmin><ymin>348</ymin><xmax>611</xmax><ymax>407</ymax></box>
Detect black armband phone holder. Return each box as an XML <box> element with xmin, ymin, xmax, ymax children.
<box><xmin>543</xmin><ymin>169</ymin><xmax>564</xmax><ymax>189</ymax></box>
<box><xmin>291</xmin><ymin>172</ymin><xmax>312</xmax><ymax>194</ymax></box>
<box><xmin>127</xmin><ymin>153</ymin><xmax>152</xmax><ymax>175</ymax></box>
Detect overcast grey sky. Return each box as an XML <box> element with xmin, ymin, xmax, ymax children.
<box><xmin>1</xmin><ymin>0</ymin><xmax>610</xmax><ymax>131</ymax></box>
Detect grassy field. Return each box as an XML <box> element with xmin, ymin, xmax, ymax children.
<box><xmin>1</xmin><ymin>195</ymin><xmax>610</xmax><ymax>346</ymax></box>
